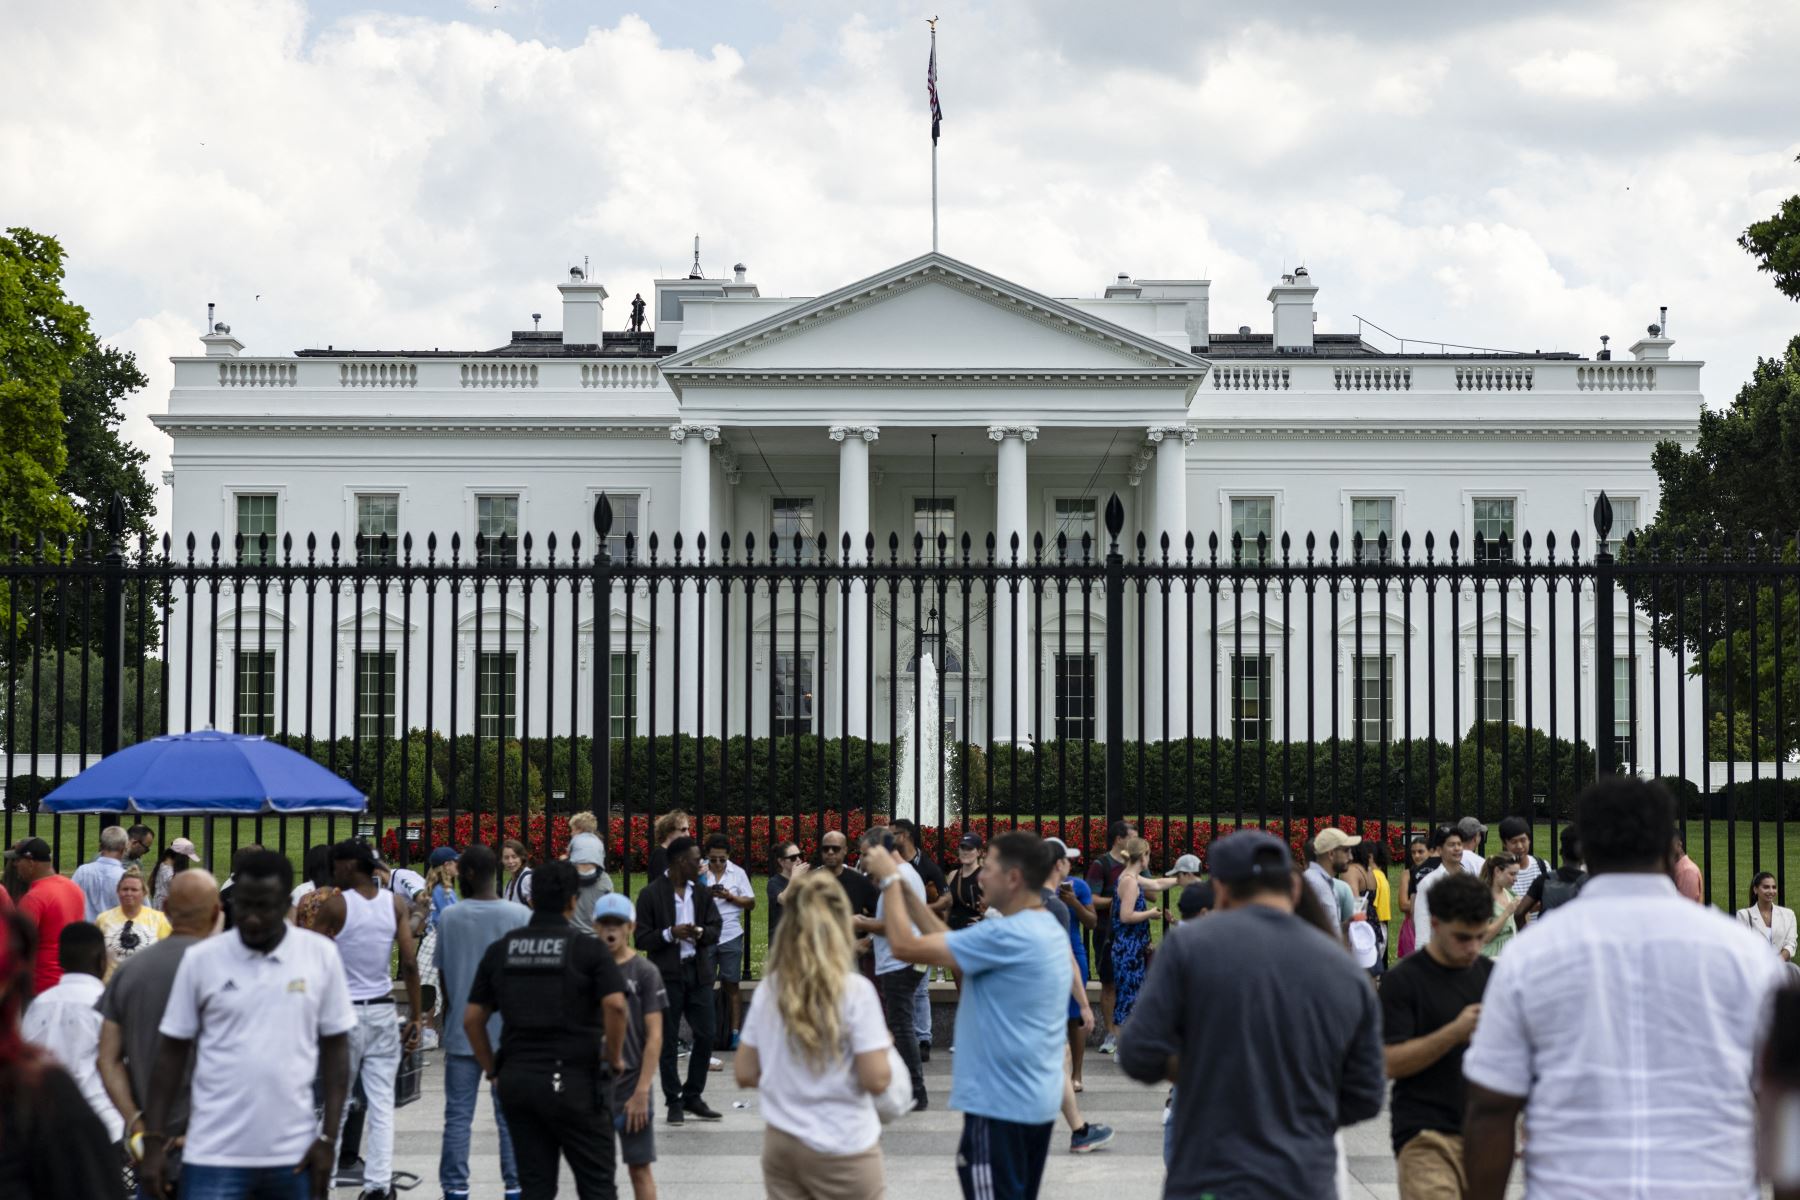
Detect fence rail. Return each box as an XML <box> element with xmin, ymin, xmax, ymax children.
<box><xmin>2</xmin><ymin>493</ymin><xmax>1798</xmax><ymax>921</ymax></box>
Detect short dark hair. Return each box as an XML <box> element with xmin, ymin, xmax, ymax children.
<box><xmin>331</xmin><ymin>839</ymin><xmax>376</xmax><ymax>877</ymax></box>
<box><xmin>1107</xmin><ymin>820</ymin><xmax>1133</xmax><ymax>846</ymax></box>
<box><xmin>989</xmin><ymin>831</ymin><xmax>1053</xmax><ymax>891</ymax></box>
<box><xmin>302</xmin><ymin>844</ymin><xmax>334</xmax><ymax>890</ymax></box>
<box><xmin>1559</xmin><ymin>825</ymin><xmax>1582</xmax><ymax>865</ymax></box>
<box><xmin>126</xmin><ymin>824</ymin><xmax>153</xmax><ymax>841</ymax></box>
<box><xmin>1576</xmin><ymin>776</ymin><xmax>1675</xmax><ymax>873</ymax></box>
<box><xmin>233</xmin><ymin>849</ymin><xmax>295</xmax><ymax>894</ymax></box>
<box><xmin>1497</xmin><ymin>816</ymin><xmax>1530</xmax><ymax>843</ymax></box>
<box><xmin>58</xmin><ymin>921</ymin><xmax>105</xmax><ymax>975</ymax></box>
<box><xmin>770</xmin><ymin>840</ymin><xmax>798</xmax><ymax>862</ymax></box>
<box><xmin>859</xmin><ymin>826</ymin><xmax>894</xmax><ymax>852</ymax></box>
<box><xmin>532</xmin><ymin>859</ymin><xmax>579</xmax><ymax>915</ymax></box>
<box><xmin>704</xmin><ymin>833</ymin><xmax>733</xmax><ymax>855</ymax></box>
<box><xmin>1177</xmin><ymin>881</ymin><xmax>1215</xmax><ymax>920</ymax></box>
<box><xmin>1428</xmin><ymin>872</ymin><xmax>1493</xmax><ymax>927</ymax></box>
<box><xmin>891</xmin><ymin>819</ymin><xmax>920</xmax><ymax>848</ymax></box>
<box><xmin>665</xmin><ymin>836</ymin><xmax>697</xmax><ymax>863</ymax></box>
<box><xmin>1428</xmin><ymin>823</ymin><xmax>1461</xmax><ymax>850</ymax></box>
<box><xmin>230</xmin><ymin>845</ymin><xmax>264</xmax><ymax>876</ymax></box>
<box><xmin>459</xmin><ymin>844</ymin><xmax>499</xmax><ymax>896</ymax></box>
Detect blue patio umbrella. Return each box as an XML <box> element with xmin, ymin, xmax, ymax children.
<box><xmin>42</xmin><ymin>730</ymin><xmax>366</xmax><ymax>815</ymax></box>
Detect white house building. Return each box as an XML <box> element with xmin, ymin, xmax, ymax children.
<box><xmin>155</xmin><ymin>250</ymin><xmax>1703</xmax><ymax>774</ymax></box>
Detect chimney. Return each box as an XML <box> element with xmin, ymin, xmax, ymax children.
<box><xmin>1628</xmin><ymin>320</ymin><xmax>1673</xmax><ymax>362</ymax></box>
<box><xmin>734</xmin><ymin>262</ymin><xmax>747</xmax><ymax>285</ymax></box>
<box><xmin>1268</xmin><ymin>265</ymin><xmax>1318</xmax><ymax>352</ymax></box>
<box><xmin>558</xmin><ymin>265</ymin><xmax>608</xmax><ymax>347</ymax></box>
<box><xmin>201</xmin><ymin>313</ymin><xmax>243</xmax><ymax>357</ymax></box>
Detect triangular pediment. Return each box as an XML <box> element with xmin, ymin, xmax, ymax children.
<box><xmin>658</xmin><ymin>253</ymin><xmax>1206</xmax><ymax>379</ymax></box>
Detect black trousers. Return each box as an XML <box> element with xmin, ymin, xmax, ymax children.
<box><xmin>878</xmin><ymin>966</ymin><xmax>926</xmax><ymax>1104</ymax></box>
<box><xmin>659</xmin><ymin>959</ymin><xmax>714</xmax><ymax>1106</ymax></box>
<box><xmin>496</xmin><ymin>1061</ymin><xmax>615</xmax><ymax>1200</ymax></box>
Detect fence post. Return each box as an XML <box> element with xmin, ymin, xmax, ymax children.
<box><xmin>592</xmin><ymin>494</ymin><xmax>613</xmax><ymax>819</ymax></box>
<box><xmin>1593</xmin><ymin>492</ymin><xmax>1617</xmax><ymax>778</ymax></box>
<box><xmin>1104</xmin><ymin>493</ymin><xmax>1126</xmax><ymax>830</ymax></box>
<box><xmin>100</xmin><ymin>495</ymin><xmax>127</xmax><ymax>828</ymax></box>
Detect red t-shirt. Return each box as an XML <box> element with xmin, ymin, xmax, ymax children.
<box><xmin>19</xmin><ymin>874</ymin><xmax>86</xmax><ymax>994</ymax></box>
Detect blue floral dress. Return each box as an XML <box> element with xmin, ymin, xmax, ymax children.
<box><xmin>1111</xmin><ymin>879</ymin><xmax>1151</xmax><ymax>1025</ymax></box>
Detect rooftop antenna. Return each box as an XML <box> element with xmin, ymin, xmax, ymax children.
<box><xmin>206</xmin><ymin>301</ymin><xmax>214</xmax><ymax>334</ymax></box>
<box><xmin>689</xmin><ymin>235</ymin><xmax>704</xmax><ymax>280</ymax></box>
<box><xmin>532</xmin><ymin>313</ymin><xmax>542</xmax><ymax>331</ymax></box>
<box><xmin>584</xmin><ymin>255</ymin><xmax>590</xmax><ymax>283</ymax></box>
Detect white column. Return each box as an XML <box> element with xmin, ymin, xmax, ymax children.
<box><xmin>831</xmin><ymin>424</ymin><xmax>878</xmax><ymax>740</ymax></box>
<box><xmin>1148</xmin><ymin>424</ymin><xmax>1195</xmax><ymax>742</ymax></box>
<box><xmin>989</xmin><ymin>424</ymin><xmax>1037</xmax><ymax>747</ymax></box>
<box><xmin>671</xmin><ymin>422</ymin><xmax>718</xmax><ymax>735</ymax></box>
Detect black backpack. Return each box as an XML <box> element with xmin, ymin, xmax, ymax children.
<box><xmin>1540</xmin><ymin>868</ymin><xmax>1587</xmax><ymax>913</ymax></box>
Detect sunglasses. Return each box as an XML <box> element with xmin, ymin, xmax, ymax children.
<box><xmin>780</xmin><ymin>852</ymin><xmax>803</xmax><ymax>862</ymax></box>
<box><xmin>707</xmin><ymin>856</ymin><xmax>730</xmax><ymax>865</ymax></box>
<box><xmin>821</xmin><ymin>844</ymin><xmax>846</xmax><ymax>853</ymax></box>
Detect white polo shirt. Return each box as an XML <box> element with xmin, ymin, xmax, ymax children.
<box><xmin>159</xmin><ymin>926</ymin><xmax>355</xmax><ymax>1167</ymax></box>
<box><xmin>703</xmin><ymin>860</ymin><xmax>754</xmax><ymax>944</ymax></box>
<box><xmin>1464</xmin><ymin>873</ymin><xmax>1785</xmax><ymax>1199</ymax></box>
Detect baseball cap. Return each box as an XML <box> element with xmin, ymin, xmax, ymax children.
<box><xmin>593</xmin><ymin>893</ymin><xmax>636</xmax><ymax>923</ymax></box>
<box><xmin>8</xmin><ymin>837</ymin><xmax>52</xmax><ymax>863</ymax></box>
<box><xmin>957</xmin><ymin>834</ymin><xmax>982</xmax><ymax>850</ymax></box>
<box><xmin>569</xmin><ymin>832</ymin><xmax>606</xmax><ymax>867</ymax></box>
<box><xmin>1165</xmin><ymin>853</ymin><xmax>1202</xmax><ymax>876</ymax></box>
<box><xmin>1313</xmin><ymin>828</ymin><xmax>1361</xmax><ymax>854</ymax></box>
<box><xmin>170</xmin><ymin>837</ymin><xmax>200</xmax><ymax>858</ymax></box>
<box><xmin>1207</xmin><ymin>831</ymin><xmax>1290</xmax><ymax>885</ymax></box>
<box><xmin>427</xmin><ymin>846</ymin><xmax>460</xmax><ymax>868</ymax></box>
<box><xmin>1043</xmin><ymin>837</ymin><xmax>1080</xmax><ymax>860</ymax></box>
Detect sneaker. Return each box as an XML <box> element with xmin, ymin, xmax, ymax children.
<box><xmin>677</xmin><ymin>1039</ymin><xmax>692</xmax><ymax>1058</ymax></box>
<box><xmin>667</xmin><ymin>1104</ymin><xmax>686</xmax><ymax>1126</ymax></box>
<box><xmin>682</xmin><ymin>1097</ymin><xmax>724</xmax><ymax>1121</ymax></box>
<box><xmin>335</xmin><ymin>1161</ymin><xmax>366</xmax><ymax>1188</ymax></box>
<box><xmin>919</xmin><ymin>1040</ymin><xmax>932</xmax><ymax>1063</ymax></box>
<box><xmin>708</xmin><ymin>1056</ymin><xmax>723</xmax><ymax>1071</ymax></box>
<box><xmin>357</xmin><ymin>1190</ymin><xmax>394</xmax><ymax>1200</ymax></box>
<box><xmin>420</xmin><ymin>1026</ymin><xmax>439</xmax><ymax>1051</ymax></box>
<box><xmin>1098</xmin><ymin>1034</ymin><xmax>1118</xmax><ymax>1055</ymax></box>
<box><xmin>1070</xmin><ymin>1123</ymin><xmax>1115</xmax><ymax>1154</ymax></box>
<box><xmin>911</xmin><ymin>1094</ymin><xmax>929</xmax><ymax>1113</ymax></box>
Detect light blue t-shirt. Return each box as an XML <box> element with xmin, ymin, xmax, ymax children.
<box><xmin>945</xmin><ymin>907</ymin><xmax>1068</xmax><ymax>1124</ymax></box>
<box><xmin>873</xmin><ymin>862</ymin><xmax>925</xmax><ymax>976</ymax></box>
<box><xmin>434</xmin><ymin>896</ymin><xmax>531</xmax><ymax>1056</ymax></box>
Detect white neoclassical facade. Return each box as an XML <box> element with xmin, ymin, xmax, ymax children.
<box><xmin>156</xmin><ymin>251</ymin><xmax>1703</xmax><ymax>770</ymax></box>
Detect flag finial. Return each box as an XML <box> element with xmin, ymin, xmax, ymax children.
<box><xmin>927</xmin><ymin>15</ymin><xmax>937</xmax><ymax>31</ymax></box>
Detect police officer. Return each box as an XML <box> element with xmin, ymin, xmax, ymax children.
<box><xmin>465</xmin><ymin>859</ymin><xmax>628</xmax><ymax>1199</ymax></box>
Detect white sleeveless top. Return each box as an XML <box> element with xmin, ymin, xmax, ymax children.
<box><xmin>338</xmin><ymin>886</ymin><xmax>397</xmax><ymax>1001</ymax></box>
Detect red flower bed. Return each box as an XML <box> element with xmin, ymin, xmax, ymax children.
<box><xmin>382</xmin><ymin>810</ymin><xmax>1412</xmax><ymax>873</ymax></box>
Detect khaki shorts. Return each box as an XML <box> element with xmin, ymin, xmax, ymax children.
<box><xmin>1397</xmin><ymin>1129</ymin><xmax>1467</xmax><ymax>1200</ymax></box>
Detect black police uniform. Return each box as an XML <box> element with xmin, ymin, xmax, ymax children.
<box><xmin>468</xmin><ymin>911</ymin><xmax>627</xmax><ymax>1199</ymax></box>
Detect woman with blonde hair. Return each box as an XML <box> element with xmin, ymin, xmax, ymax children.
<box><xmin>1111</xmin><ymin>837</ymin><xmax>1175</xmax><ymax>1033</ymax></box>
<box><xmin>735</xmin><ymin>869</ymin><xmax>894</xmax><ymax>1199</ymax></box>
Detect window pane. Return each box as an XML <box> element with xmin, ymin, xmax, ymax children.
<box><xmin>356</xmin><ymin>494</ymin><xmax>399</xmax><ymax>566</ymax></box>
<box><xmin>234</xmin><ymin>652</ymin><xmax>275</xmax><ymax>735</ymax></box>
<box><xmin>476</xmin><ymin>496</ymin><xmax>519</xmax><ymax>566</ymax></box>
<box><xmin>1230</xmin><ymin>497</ymin><xmax>1274</xmax><ymax>556</ymax></box>
<box><xmin>1611</xmin><ymin>497</ymin><xmax>1640</xmax><ymax>539</ymax></box>
<box><xmin>604</xmin><ymin>494</ymin><xmax>641</xmax><ymax>560</ymax></box>
<box><xmin>1351</xmin><ymin>497</ymin><xmax>1394</xmax><ymax>562</ymax></box>
<box><xmin>1614</xmin><ymin>657</ymin><xmax>1636</xmax><ymax>772</ymax></box>
<box><xmin>1054</xmin><ymin>653</ymin><xmax>1096</xmax><ymax>742</ymax></box>
<box><xmin>609</xmin><ymin>652</ymin><xmax>638</xmax><ymax>741</ymax></box>
<box><xmin>1476</xmin><ymin>655</ymin><xmax>1515</xmax><ymax>724</ymax></box>
<box><xmin>236</xmin><ymin>494</ymin><xmax>278</xmax><ymax>565</ymax></box>
<box><xmin>477</xmin><ymin>652</ymin><xmax>516</xmax><ymax>737</ymax></box>
<box><xmin>1232</xmin><ymin>655</ymin><xmax>1271</xmax><ymax>742</ymax></box>
<box><xmin>1472</xmin><ymin>498</ymin><xmax>1515</xmax><ymax>563</ymax></box>
<box><xmin>772</xmin><ymin>498</ymin><xmax>815</xmax><ymax>563</ymax></box>
<box><xmin>913</xmin><ymin>497</ymin><xmax>956</xmax><ymax>558</ymax></box>
<box><xmin>357</xmin><ymin>652</ymin><xmax>396</xmax><ymax>741</ymax></box>
<box><xmin>773</xmin><ymin>650</ymin><xmax>815</xmax><ymax>734</ymax></box>
<box><xmin>1354</xmin><ymin>656</ymin><xmax>1394</xmax><ymax>743</ymax></box>
<box><xmin>1053</xmin><ymin>498</ymin><xmax>1098</xmax><ymax>558</ymax></box>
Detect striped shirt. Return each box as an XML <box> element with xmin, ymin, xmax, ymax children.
<box><xmin>1510</xmin><ymin>854</ymin><xmax>1545</xmax><ymax>898</ymax></box>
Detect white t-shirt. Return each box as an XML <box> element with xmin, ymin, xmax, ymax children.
<box><xmin>20</xmin><ymin>972</ymin><xmax>122</xmax><ymax>1140</ymax></box>
<box><xmin>1411</xmin><ymin>863</ymin><xmax>1464</xmax><ymax>947</ymax></box>
<box><xmin>741</xmin><ymin>971</ymin><xmax>892</xmax><ymax>1154</ymax></box>
<box><xmin>387</xmin><ymin>868</ymin><xmax>426</xmax><ymax>902</ymax></box>
<box><xmin>159</xmin><ymin>926</ymin><xmax>356</xmax><ymax>1166</ymax></box>
<box><xmin>873</xmin><ymin>862</ymin><xmax>926</xmax><ymax>975</ymax></box>
<box><xmin>703</xmin><ymin>860</ymin><xmax>755</xmax><ymax>944</ymax></box>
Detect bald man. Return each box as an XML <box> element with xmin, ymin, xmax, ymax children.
<box><xmin>97</xmin><ymin>870</ymin><xmax>220</xmax><ymax>1152</ymax></box>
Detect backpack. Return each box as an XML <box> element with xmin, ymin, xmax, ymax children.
<box><xmin>1540</xmin><ymin>869</ymin><xmax>1587</xmax><ymax>913</ymax></box>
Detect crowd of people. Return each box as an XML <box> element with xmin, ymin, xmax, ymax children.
<box><xmin>3</xmin><ymin>785</ymin><xmax>1798</xmax><ymax>1200</ymax></box>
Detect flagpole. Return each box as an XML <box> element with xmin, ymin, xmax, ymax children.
<box><xmin>929</xmin><ymin>17</ymin><xmax>939</xmax><ymax>252</ymax></box>
<box><xmin>932</xmin><ymin>137</ymin><xmax>939</xmax><ymax>253</ymax></box>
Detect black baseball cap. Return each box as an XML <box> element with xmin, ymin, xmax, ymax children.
<box><xmin>1206</xmin><ymin>831</ymin><xmax>1289</xmax><ymax>885</ymax></box>
<box><xmin>6</xmin><ymin>837</ymin><xmax>53</xmax><ymax>863</ymax></box>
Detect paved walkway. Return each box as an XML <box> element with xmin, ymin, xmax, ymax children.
<box><xmin>385</xmin><ymin>1045</ymin><xmax>1525</xmax><ymax>1198</ymax></box>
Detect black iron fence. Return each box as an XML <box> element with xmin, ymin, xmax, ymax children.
<box><xmin>2</xmin><ymin>493</ymin><xmax>1798</xmax><ymax>913</ymax></box>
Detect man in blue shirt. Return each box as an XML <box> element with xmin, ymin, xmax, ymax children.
<box><xmin>863</xmin><ymin>831</ymin><xmax>1077</xmax><ymax>1200</ymax></box>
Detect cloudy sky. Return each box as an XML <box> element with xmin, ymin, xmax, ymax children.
<box><xmin>4</xmin><ymin>0</ymin><xmax>1797</xmax><ymax>531</ymax></box>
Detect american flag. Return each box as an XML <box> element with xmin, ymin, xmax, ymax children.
<box><xmin>927</xmin><ymin>31</ymin><xmax>942</xmax><ymax>144</ymax></box>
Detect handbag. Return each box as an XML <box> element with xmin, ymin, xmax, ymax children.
<box><xmin>873</xmin><ymin>1044</ymin><xmax>914</xmax><ymax>1124</ymax></box>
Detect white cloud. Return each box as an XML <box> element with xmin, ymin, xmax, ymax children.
<box><xmin>1</xmin><ymin>0</ymin><xmax>1797</xmax><ymax>537</ymax></box>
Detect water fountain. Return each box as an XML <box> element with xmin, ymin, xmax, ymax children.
<box><xmin>893</xmin><ymin>651</ymin><xmax>944</xmax><ymax>826</ymax></box>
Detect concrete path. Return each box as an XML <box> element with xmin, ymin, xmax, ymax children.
<box><xmin>383</xmin><ymin>1045</ymin><xmax>1525</xmax><ymax>1198</ymax></box>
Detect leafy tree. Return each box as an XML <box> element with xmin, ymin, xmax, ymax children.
<box><xmin>0</xmin><ymin>648</ymin><xmax>164</xmax><ymax>752</ymax></box>
<box><xmin>0</xmin><ymin>228</ymin><xmax>90</xmax><ymax>629</ymax></box>
<box><xmin>1740</xmin><ymin>155</ymin><xmax>1800</xmax><ymax>301</ymax></box>
<box><xmin>60</xmin><ymin>345</ymin><xmax>155</xmax><ymax>548</ymax></box>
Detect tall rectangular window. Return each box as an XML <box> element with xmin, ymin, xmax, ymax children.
<box><xmin>913</xmin><ymin>497</ymin><xmax>956</xmax><ymax>559</ymax></box>
<box><xmin>1351</xmin><ymin>497</ymin><xmax>1395</xmax><ymax>562</ymax></box>
<box><xmin>1054</xmin><ymin>653</ymin><xmax>1096</xmax><ymax>741</ymax></box>
<box><xmin>236</xmin><ymin>494</ymin><xmax>278</xmax><ymax>565</ymax></box>
<box><xmin>1472</xmin><ymin>497</ymin><xmax>1515</xmax><ymax>564</ymax></box>
<box><xmin>772</xmin><ymin>498</ymin><xmax>815</xmax><ymax>564</ymax></box>
<box><xmin>772</xmin><ymin>650</ymin><xmax>815</xmax><ymax>734</ymax></box>
<box><xmin>1354</xmin><ymin>655</ymin><xmax>1394</xmax><ymax>743</ymax></box>
<box><xmin>1614</xmin><ymin>657</ymin><xmax>1636</xmax><ymax>772</ymax></box>
<box><xmin>476</xmin><ymin>495</ymin><xmax>519</xmax><ymax>566</ymax></box>
<box><xmin>609</xmin><ymin>652</ymin><xmax>638</xmax><ymax>741</ymax></box>
<box><xmin>234</xmin><ymin>652</ymin><xmax>275</xmax><ymax>735</ymax></box>
<box><xmin>1230</xmin><ymin>496</ymin><xmax>1274</xmax><ymax>557</ymax></box>
<box><xmin>1610</xmin><ymin>497</ymin><xmax>1641</xmax><ymax>541</ymax></box>
<box><xmin>356</xmin><ymin>494</ymin><xmax>399</xmax><ymax>566</ymax></box>
<box><xmin>1476</xmin><ymin>655</ymin><xmax>1515</xmax><ymax>724</ymax></box>
<box><xmin>477</xmin><ymin>652</ymin><xmax>516</xmax><ymax>737</ymax></box>
<box><xmin>357</xmin><ymin>652</ymin><xmax>396</xmax><ymax>741</ymax></box>
<box><xmin>1232</xmin><ymin>655</ymin><xmax>1272</xmax><ymax>742</ymax></box>
<box><xmin>604</xmin><ymin>494</ymin><xmax>641</xmax><ymax>561</ymax></box>
<box><xmin>1053</xmin><ymin>498</ymin><xmax>1099</xmax><ymax>558</ymax></box>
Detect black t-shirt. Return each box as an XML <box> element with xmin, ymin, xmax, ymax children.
<box><xmin>468</xmin><ymin>914</ymin><xmax>626</xmax><ymax>1068</ymax></box>
<box><xmin>1379</xmin><ymin>949</ymin><xmax>1494</xmax><ymax>1154</ymax></box>
<box><xmin>947</xmin><ymin>867</ymin><xmax>983</xmax><ymax>929</ymax></box>
<box><xmin>1408</xmin><ymin>859</ymin><xmax>1440</xmax><ymax>897</ymax></box>
<box><xmin>646</xmin><ymin>845</ymin><xmax>669</xmax><ymax>881</ymax></box>
<box><xmin>767</xmin><ymin>873</ymin><xmax>788</xmax><ymax>938</ymax></box>
<box><xmin>828</xmin><ymin>866</ymin><xmax>878</xmax><ymax>918</ymax></box>
<box><xmin>909</xmin><ymin>851</ymin><xmax>949</xmax><ymax>900</ymax></box>
<box><xmin>1087</xmin><ymin>852</ymin><xmax>1126</xmax><ymax>941</ymax></box>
